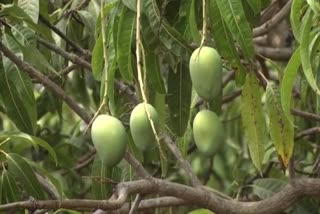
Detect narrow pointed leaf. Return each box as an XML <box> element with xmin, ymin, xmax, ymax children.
<box><xmin>1</xmin><ymin>169</ymin><xmax>20</xmax><ymax>203</ymax></box>
<box><xmin>167</xmin><ymin>61</ymin><xmax>192</xmax><ymax>137</ymax></box>
<box><xmin>246</xmin><ymin>0</ymin><xmax>261</xmax><ymax>13</ymax></box>
<box><xmin>91</xmin><ymin>34</ymin><xmax>104</xmax><ymax>81</ymax></box>
<box><xmin>215</xmin><ymin>0</ymin><xmax>254</xmax><ymax>59</ymax></box>
<box><xmin>281</xmin><ymin>47</ymin><xmax>301</xmax><ymax>124</ymax></box>
<box><xmin>300</xmin><ymin>9</ymin><xmax>320</xmax><ymax>95</ymax></box>
<box><xmin>241</xmin><ymin>73</ymin><xmax>266</xmax><ymax>171</ymax></box>
<box><xmin>7</xmin><ymin>153</ymin><xmax>45</xmax><ymax>199</ymax></box>
<box><xmin>290</xmin><ymin>0</ymin><xmax>304</xmax><ymax>42</ymax></box>
<box><xmin>142</xmin><ymin>0</ymin><xmax>193</xmax><ymax>57</ymax></box>
<box><xmin>189</xmin><ymin>0</ymin><xmax>201</xmax><ymax>44</ymax></box>
<box><xmin>91</xmin><ymin>156</ymin><xmax>113</xmax><ymax>200</ymax></box>
<box><xmin>144</xmin><ymin>52</ymin><xmax>166</xmax><ymax>94</ymax></box>
<box><xmin>266</xmin><ymin>84</ymin><xmax>294</xmax><ymax>167</ymax></box>
<box><xmin>116</xmin><ymin>5</ymin><xmax>135</xmax><ymax>82</ymax></box>
<box><xmin>208</xmin><ymin>0</ymin><xmax>246</xmax><ymax>84</ymax></box>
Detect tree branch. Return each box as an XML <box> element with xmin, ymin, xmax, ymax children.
<box><xmin>0</xmin><ymin>41</ymin><xmax>92</xmax><ymax>124</ymax></box>
<box><xmin>255</xmin><ymin>46</ymin><xmax>293</xmax><ymax>61</ymax></box>
<box><xmin>1</xmin><ymin>178</ymin><xmax>320</xmax><ymax>214</ymax></box>
<box><xmin>253</xmin><ymin>0</ymin><xmax>292</xmax><ymax>38</ymax></box>
<box><xmin>39</xmin><ymin>15</ymin><xmax>91</xmax><ymax>57</ymax></box>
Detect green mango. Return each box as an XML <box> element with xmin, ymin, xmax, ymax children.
<box><xmin>130</xmin><ymin>103</ymin><xmax>159</xmax><ymax>151</ymax></box>
<box><xmin>189</xmin><ymin>46</ymin><xmax>222</xmax><ymax>101</ymax></box>
<box><xmin>193</xmin><ymin>110</ymin><xmax>224</xmax><ymax>156</ymax></box>
<box><xmin>91</xmin><ymin>114</ymin><xmax>128</xmax><ymax>167</ymax></box>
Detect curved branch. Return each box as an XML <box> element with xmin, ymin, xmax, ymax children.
<box><xmin>1</xmin><ymin>178</ymin><xmax>320</xmax><ymax>214</ymax></box>
<box><xmin>0</xmin><ymin>41</ymin><xmax>92</xmax><ymax>124</ymax></box>
<box><xmin>253</xmin><ymin>0</ymin><xmax>292</xmax><ymax>38</ymax></box>
<box><xmin>255</xmin><ymin>46</ymin><xmax>293</xmax><ymax>61</ymax></box>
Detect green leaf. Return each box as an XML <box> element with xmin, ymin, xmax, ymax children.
<box><xmin>142</xmin><ymin>0</ymin><xmax>193</xmax><ymax>57</ymax></box>
<box><xmin>7</xmin><ymin>153</ymin><xmax>45</xmax><ymax>199</ymax></box>
<box><xmin>91</xmin><ymin>156</ymin><xmax>113</xmax><ymax>200</ymax></box>
<box><xmin>215</xmin><ymin>0</ymin><xmax>254</xmax><ymax>59</ymax></box>
<box><xmin>0</xmin><ymin>131</ymin><xmax>58</xmax><ymax>165</ymax></box>
<box><xmin>246</xmin><ymin>0</ymin><xmax>261</xmax><ymax>14</ymax></box>
<box><xmin>266</xmin><ymin>84</ymin><xmax>294</xmax><ymax>167</ymax></box>
<box><xmin>300</xmin><ymin>9</ymin><xmax>320</xmax><ymax>95</ymax></box>
<box><xmin>291</xmin><ymin>0</ymin><xmax>304</xmax><ymax>42</ymax></box>
<box><xmin>144</xmin><ymin>51</ymin><xmax>166</xmax><ymax>94</ymax></box>
<box><xmin>307</xmin><ymin>0</ymin><xmax>320</xmax><ymax>15</ymax></box>
<box><xmin>18</xmin><ymin>0</ymin><xmax>39</xmax><ymax>23</ymax></box>
<box><xmin>281</xmin><ymin>47</ymin><xmax>301</xmax><ymax>124</ymax></box>
<box><xmin>167</xmin><ymin>61</ymin><xmax>192</xmax><ymax>137</ymax></box>
<box><xmin>116</xmin><ymin>5</ymin><xmax>135</xmax><ymax>82</ymax></box>
<box><xmin>251</xmin><ymin>178</ymin><xmax>287</xmax><ymax>199</ymax></box>
<box><xmin>188</xmin><ymin>0</ymin><xmax>201</xmax><ymax>45</ymax></box>
<box><xmin>91</xmin><ymin>34</ymin><xmax>104</xmax><ymax>81</ymax></box>
<box><xmin>1</xmin><ymin>169</ymin><xmax>20</xmax><ymax>203</ymax></box>
<box><xmin>241</xmin><ymin>73</ymin><xmax>266</xmax><ymax>171</ymax></box>
<box><xmin>0</xmin><ymin>61</ymin><xmax>36</xmax><ymax>135</ymax></box>
<box><xmin>208</xmin><ymin>0</ymin><xmax>246</xmax><ymax>84</ymax></box>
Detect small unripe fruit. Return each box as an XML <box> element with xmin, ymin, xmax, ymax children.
<box><xmin>91</xmin><ymin>114</ymin><xmax>128</xmax><ymax>167</ymax></box>
<box><xmin>130</xmin><ymin>103</ymin><xmax>159</xmax><ymax>151</ymax></box>
<box><xmin>189</xmin><ymin>46</ymin><xmax>222</xmax><ymax>101</ymax></box>
<box><xmin>193</xmin><ymin>110</ymin><xmax>224</xmax><ymax>156</ymax></box>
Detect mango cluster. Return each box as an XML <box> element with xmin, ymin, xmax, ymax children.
<box><xmin>91</xmin><ymin>46</ymin><xmax>224</xmax><ymax>166</ymax></box>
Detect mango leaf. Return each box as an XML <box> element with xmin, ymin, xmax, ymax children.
<box><xmin>281</xmin><ymin>47</ymin><xmax>301</xmax><ymax>124</ymax></box>
<box><xmin>0</xmin><ymin>131</ymin><xmax>58</xmax><ymax>165</ymax></box>
<box><xmin>91</xmin><ymin>34</ymin><xmax>104</xmax><ymax>81</ymax></box>
<box><xmin>208</xmin><ymin>0</ymin><xmax>246</xmax><ymax>84</ymax></box>
<box><xmin>7</xmin><ymin>153</ymin><xmax>45</xmax><ymax>199</ymax></box>
<box><xmin>167</xmin><ymin>61</ymin><xmax>192</xmax><ymax>137</ymax></box>
<box><xmin>241</xmin><ymin>73</ymin><xmax>266</xmax><ymax>171</ymax></box>
<box><xmin>0</xmin><ymin>61</ymin><xmax>36</xmax><ymax>135</ymax></box>
<box><xmin>215</xmin><ymin>0</ymin><xmax>254</xmax><ymax>59</ymax></box>
<box><xmin>251</xmin><ymin>178</ymin><xmax>287</xmax><ymax>199</ymax></box>
<box><xmin>116</xmin><ymin>5</ymin><xmax>135</xmax><ymax>82</ymax></box>
<box><xmin>291</xmin><ymin>0</ymin><xmax>304</xmax><ymax>42</ymax></box>
<box><xmin>266</xmin><ymin>84</ymin><xmax>294</xmax><ymax>167</ymax></box>
<box><xmin>144</xmin><ymin>51</ymin><xmax>166</xmax><ymax>94</ymax></box>
<box><xmin>307</xmin><ymin>0</ymin><xmax>320</xmax><ymax>15</ymax></box>
<box><xmin>1</xmin><ymin>169</ymin><xmax>20</xmax><ymax>203</ymax></box>
<box><xmin>246</xmin><ymin>0</ymin><xmax>261</xmax><ymax>14</ymax></box>
<box><xmin>142</xmin><ymin>0</ymin><xmax>193</xmax><ymax>57</ymax></box>
<box><xmin>188</xmin><ymin>0</ymin><xmax>201</xmax><ymax>45</ymax></box>
<box><xmin>91</xmin><ymin>156</ymin><xmax>113</xmax><ymax>200</ymax></box>
<box><xmin>18</xmin><ymin>0</ymin><xmax>39</xmax><ymax>23</ymax></box>
<box><xmin>300</xmin><ymin>9</ymin><xmax>320</xmax><ymax>95</ymax></box>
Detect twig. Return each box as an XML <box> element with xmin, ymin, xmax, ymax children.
<box><xmin>255</xmin><ymin>46</ymin><xmax>293</xmax><ymax>61</ymax></box>
<box><xmin>295</xmin><ymin>127</ymin><xmax>320</xmax><ymax>140</ymax></box>
<box><xmin>129</xmin><ymin>194</ymin><xmax>142</xmax><ymax>214</ymax></box>
<box><xmin>37</xmin><ymin>38</ymin><xmax>91</xmax><ymax>70</ymax></box>
<box><xmin>39</xmin><ymin>15</ymin><xmax>91</xmax><ymax>57</ymax></box>
<box><xmin>124</xmin><ymin>152</ymin><xmax>149</xmax><ymax>178</ymax></box>
<box><xmin>163</xmin><ymin>136</ymin><xmax>201</xmax><ymax>187</ymax></box>
<box><xmin>253</xmin><ymin>0</ymin><xmax>292</xmax><ymax>37</ymax></box>
<box><xmin>0</xmin><ymin>41</ymin><xmax>92</xmax><ymax>124</ymax></box>
<box><xmin>291</xmin><ymin>109</ymin><xmax>320</xmax><ymax>122</ymax></box>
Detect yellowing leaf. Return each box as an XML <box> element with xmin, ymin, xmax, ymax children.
<box><xmin>241</xmin><ymin>73</ymin><xmax>266</xmax><ymax>171</ymax></box>
<box><xmin>266</xmin><ymin>84</ymin><xmax>294</xmax><ymax>167</ymax></box>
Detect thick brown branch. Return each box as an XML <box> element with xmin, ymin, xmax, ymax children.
<box><xmin>253</xmin><ymin>0</ymin><xmax>292</xmax><ymax>37</ymax></box>
<box><xmin>255</xmin><ymin>46</ymin><xmax>293</xmax><ymax>61</ymax></box>
<box><xmin>2</xmin><ymin>178</ymin><xmax>320</xmax><ymax>214</ymax></box>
